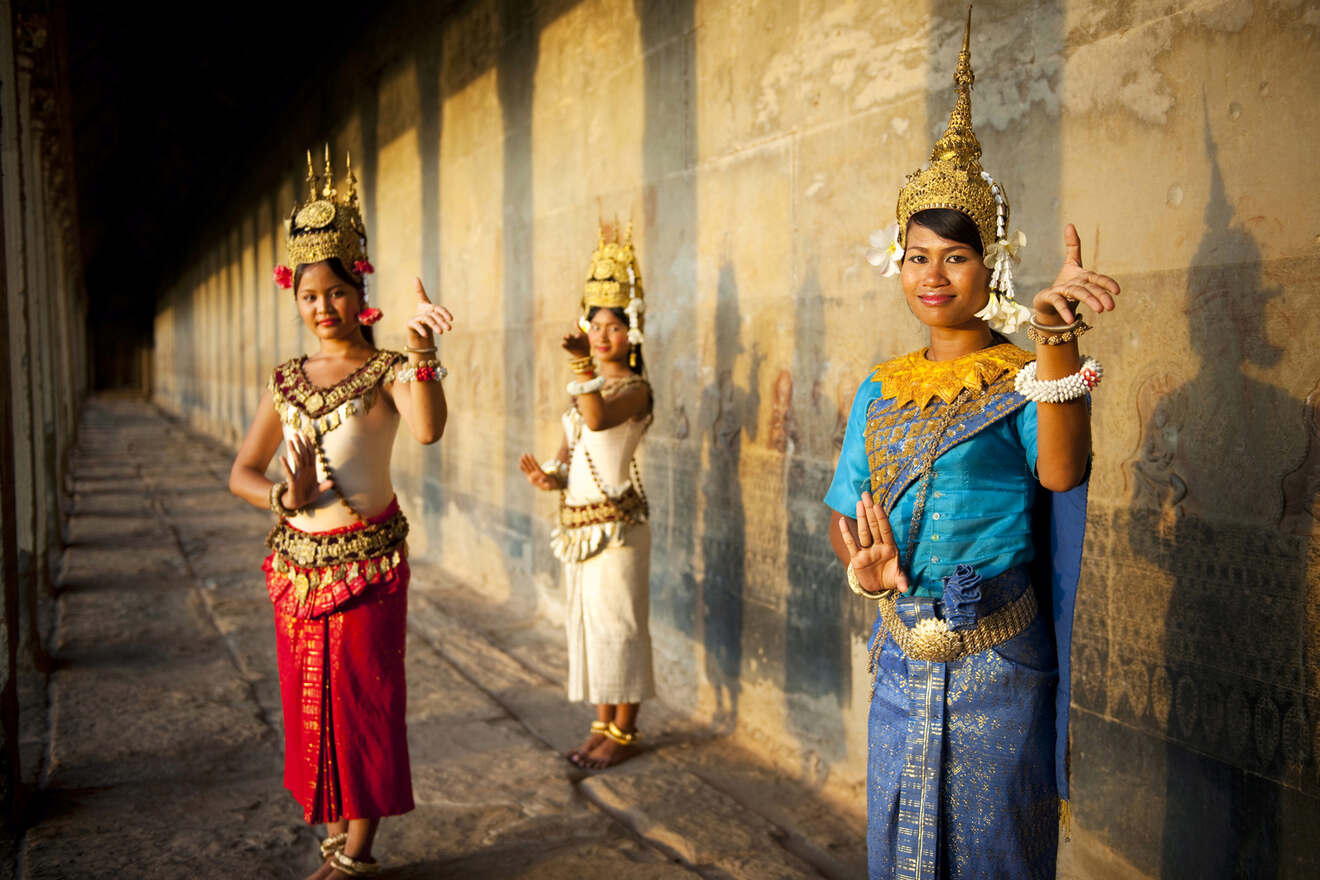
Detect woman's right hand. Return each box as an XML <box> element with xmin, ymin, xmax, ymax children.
<box><xmin>561</xmin><ymin>329</ymin><xmax>591</xmax><ymax>358</ymax></box>
<box><xmin>518</xmin><ymin>452</ymin><xmax>562</xmax><ymax>491</ymax></box>
<box><xmin>837</xmin><ymin>491</ymin><xmax>908</xmax><ymax>594</ymax></box>
<box><xmin>280</xmin><ymin>433</ymin><xmax>333</xmax><ymax>510</ymax></box>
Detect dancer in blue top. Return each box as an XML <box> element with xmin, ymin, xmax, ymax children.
<box><xmin>825</xmin><ymin>10</ymin><xmax>1120</xmax><ymax>879</ymax></box>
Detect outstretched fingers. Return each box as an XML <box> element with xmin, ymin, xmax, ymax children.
<box><xmin>863</xmin><ymin>491</ymin><xmax>896</xmax><ymax>552</ymax></box>
<box><xmin>838</xmin><ymin>515</ymin><xmax>861</xmax><ymax>559</ymax></box>
<box><xmin>854</xmin><ymin>498</ymin><xmax>872</xmax><ymax>548</ymax></box>
<box><xmin>1063</xmin><ymin>223</ymin><xmax>1083</xmax><ymax>268</ymax></box>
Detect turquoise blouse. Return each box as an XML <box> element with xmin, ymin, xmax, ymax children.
<box><xmin>825</xmin><ymin>379</ymin><xmax>1039</xmax><ymax>598</ymax></box>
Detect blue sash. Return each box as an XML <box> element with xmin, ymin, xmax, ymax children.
<box><xmin>863</xmin><ymin>378</ymin><xmax>1086</xmax><ymax>804</ymax></box>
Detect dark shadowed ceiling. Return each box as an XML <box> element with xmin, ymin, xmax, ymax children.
<box><xmin>66</xmin><ymin>2</ymin><xmax>389</xmax><ymax>345</ymax></box>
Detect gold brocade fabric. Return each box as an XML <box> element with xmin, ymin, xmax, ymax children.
<box><xmin>268</xmin><ymin>349</ymin><xmax>404</xmax><ymax>434</ymax></box>
<box><xmin>266</xmin><ymin>508</ymin><xmax>409</xmax><ymax>570</ymax></box>
<box><xmin>876</xmin><ymin>584</ymin><xmax>1037</xmax><ymax>663</ymax></box>
<box><xmin>869</xmin><ymin>343</ymin><xmax>1033</xmax><ymax>412</ymax></box>
<box><xmin>863</xmin><ymin>344</ymin><xmax>1032</xmax><ymax>514</ymax></box>
<box><xmin>558</xmin><ymin>486</ymin><xmax>647</xmax><ymax>531</ymax></box>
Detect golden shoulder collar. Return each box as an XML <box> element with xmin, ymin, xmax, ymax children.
<box><xmin>870</xmin><ymin>343</ymin><xmax>1033</xmax><ymax>411</ymax></box>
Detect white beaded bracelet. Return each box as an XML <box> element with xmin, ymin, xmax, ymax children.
<box><xmin>394</xmin><ymin>364</ymin><xmax>448</xmax><ymax>383</ymax></box>
<box><xmin>566</xmin><ymin>376</ymin><xmax>606</xmax><ymax>396</ymax></box>
<box><xmin>1014</xmin><ymin>357</ymin><xmax>1103</xmax><ymax>403</ymax></box>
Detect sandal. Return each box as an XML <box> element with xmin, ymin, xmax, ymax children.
<box><xmin>319</xmin><ymin>832</ymin><xmax>348</xmax><ymax>860</ymax></box>
<box><xmin>567</xmin><ymin>720</ymin><xmax>609</xmax><ymax>765</ymax></box>
<box><xmin>329</xmin><ymin>850</ymin><xmax>382</xmax><ymax>877</ymax></box>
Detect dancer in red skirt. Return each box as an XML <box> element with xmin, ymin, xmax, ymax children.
<box><xmin>229</xmin><ymin>148</ymin><xmax>452</xmax><ymax>878</ymax></box>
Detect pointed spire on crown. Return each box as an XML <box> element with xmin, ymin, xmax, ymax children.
<box><xmin>321</xmin><ymin>144</ymin><xmax>337</xmax><ymax>199</ymax></box>
<box><xmin>345</xmin><ymin>151</ymin><xmax>359</xmax><ymax>211</ymax></box>
<box><xmin>929</xmin><ymin>6</ymin><xmax>982</xmax><ymax>170</ymax></box>
<box><xmin>305</xmin><ymin>149</ymin><xmax>319</xmax><ymax>200</ymax></box>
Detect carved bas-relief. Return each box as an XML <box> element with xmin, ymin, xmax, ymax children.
<box><xmin>1281</xmin><ymin>377</ymin><xmax>1320</xmax><ymax>538</ymax></box>
<box><xmin>1124</xmin><ymin>368</ymin><xmax>1187</xmax><ymax>536</ymax></box>
<box><xmin>1075</xmin><ymin>108</ymin><xmax>1320</xmax><ymax>876</ymax></box>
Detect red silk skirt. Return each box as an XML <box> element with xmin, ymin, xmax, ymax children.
<box><xmin>270</xmin><ymin>516</ymin><xmax>414</xmax><ymax>823</ymax></box>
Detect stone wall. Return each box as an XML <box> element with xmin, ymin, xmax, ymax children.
<box><xmin>150</xmin><ymin>0</ymin><xmax>1320</xmax><ymax>873</ymax></box>
<box><xmin>0</xmin><ymin>0</ymin><xmax>87</xmax><ymax>834</ymax></box>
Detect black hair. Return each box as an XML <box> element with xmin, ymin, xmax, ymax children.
<box><xmin>293</xmin><ymin>257</ymin><xmax>374</xmax><ymax>346</ymax></box>
<box><xmin>587</xmin><ymin>305</ymin><xmax>644</xmax><ymax>375</ymax></box>
<box><xmin>906</xmin><ymin>208</ymin><xmax>984</xmax><ymax>255</ymax></box>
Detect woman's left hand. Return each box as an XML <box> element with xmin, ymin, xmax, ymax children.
<box><xmin>406</xmin><ymin>277</ymin><xmax>454</xmax><ymax>345</ymax></box>
<box><xmin>1031</xmin><ymin>223</ymin><xmax>1121</xmax><ymax>325</ymax></box>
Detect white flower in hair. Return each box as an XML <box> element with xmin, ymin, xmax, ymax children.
<box><xmin>866</xmin><ymin>223</ymin><xmax>904</xmax><ymax>277</ymax></box>
<box><xmin>976</xmin><ymin>291</ymin><xmax>1031</xmax><ymax>334</ymax></box>
<box><xmin>983</xmin><ymin>229</ymin><xmax>1026</xmax><ymax>268</ymax></box>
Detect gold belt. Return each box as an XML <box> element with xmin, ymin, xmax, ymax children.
<box><xmin>877</xmin><ymin>584</ymin><xmax>1037</xmax><ymax>663</ymax></box>
<box><xmin>558</xmin><ymin>486</ymin><xmax>647</xmax><ymax>531</ymax></box>
<box><xmin>265</xmin><ymin>509</ymin><xmax>409</xmax><ymax>569</ymax></box>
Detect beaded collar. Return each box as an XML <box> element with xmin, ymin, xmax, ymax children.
<box><xmin>869</xmin><ymin>343</ymin><xmax>1033</xmax><ymax>412</ymax></box>
<box><xmin>269</xmin><ymin>349</ymin><xmax>402</xmax><ymax>435</ymax></box>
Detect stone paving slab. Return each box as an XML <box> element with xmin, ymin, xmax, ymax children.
<box><xmin>20</xmin><ymin>398</ymin><xmax>867</xmax><ymax>879</ymax></box>
<box><xmin>580</xmin><ymin>759</ymin><xmax>821</xmax><ymax>880</ymax></box>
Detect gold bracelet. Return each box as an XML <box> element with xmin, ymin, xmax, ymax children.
<box><xmin>568</xmin><ymin>355</ymin><xmax>595</xmax><ymax>375</ymax></box>
<box><xmin>847</xmin><ymin>563</ymin><xmax>886</xmax><ymax>600</ymax></box>
<box><xmin>1027</xmin><ymin>320</ymin><xmax>1091</xmax><ymax>346</ymax></box>
<box><xmin>269</xmin><ymin>481</ymin><xmax>299</xmax><ymax>518</ymax></box>
<box><xmin>406</xmin><ymin>345</ymin><xmax>437</xmax><ymax>354</ymax></box>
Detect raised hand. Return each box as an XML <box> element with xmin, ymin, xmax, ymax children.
<box><xmin>837</xmin><ymin>491</ymin><xmax>908</xmax><ymax>594</ymax></box>
<box><xmin>406</xmin><ymin>277</ymin><xmax>454</xmax><ymax>345</ymax></box>
<box><xmin>280</xmin><ymin>433</ymin><xmax>334</xmax><ymax>510</ymax></box>
<box><xmin>518</xmin><ymin>452</ymin><xmax>563</xmax><ymax>491</ymax></box>
<box><xmin>561</xmin><ymin>325</ymin><xmax>590</xmax><ymax>358</ymax></box>
<box><xmin>1032</xmin><ymin>223</ymin><xmax>1121</xmax><ymax>325</ymax></box>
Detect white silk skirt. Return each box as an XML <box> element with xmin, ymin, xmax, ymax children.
<box><xmin>563</xmin><ymin>522</ymin><xmax>655</xmax><ymax>705</ymax></box>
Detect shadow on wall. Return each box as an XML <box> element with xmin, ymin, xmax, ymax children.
<box><xmin>1116</xmin><ymin>102</ymin><xmax>1319</xmax><ymax>877</ymax></box>
<box><xmin>698</xmin><ymin>261</ymin><xmax>759</xmax><ymax>731</ymax></box>
<box><xmin>783</xmin><ymin>262</ymin><xmax>848</xmax><ymax>778</ymax></box>
<box><xmin>636</xmin><ymin>0</ymin><xmax>701</xmax><ymax>699</ymax></box>
<box><xmin>417</xmin><ymin>27</ymin><xmax>446</xmax><ymax>549</ymax></box>
<box><xmin>496</xmin><ymin>0</ymin><xmax>539</xmax><ymax>589</ymax></box>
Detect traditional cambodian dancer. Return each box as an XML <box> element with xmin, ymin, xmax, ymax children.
<box><xmin>228</xmin><ymin>148</ymin><xmax>452</xmax><ymax>879</ymax></box>
<box><xmin>519</xmin><ymin>223</ymin><xmax>654</xmax><ymax>770</ymax></box>
<box><xmin>824</xmin><ymin>12</ymin><xmax>1120</xmax><ymax>879</ymax></box>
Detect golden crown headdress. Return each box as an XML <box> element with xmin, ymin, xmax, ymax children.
<box><xmin>580</xmin><ymin>220</ymin><xmax>645</xmax><ymax>351</ymax></box>
<box><xmin>273</xmin><ymin>146</ymin><xmax>373</xmax><ymax>289</ymax></box>
<box><xmin>872</xmin><ymin>6</ymin><xmax>1030</xmax><ymax>333</ymax></box>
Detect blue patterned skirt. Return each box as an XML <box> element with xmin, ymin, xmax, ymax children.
<box><xmin>866</xmin><ymin>566</ymin><xmax>1058</xmax><ymax>879</ymax></box>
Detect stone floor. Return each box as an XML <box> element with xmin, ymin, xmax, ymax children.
<box><xmin>17</xmin><ymin>397</ymin><xmax>1147</xmax><ymax>879</ymax></box>
<box><xmin>16</xmin><ymin>399</ymin><xmax>869</xmax><ymax>879</ymax></box>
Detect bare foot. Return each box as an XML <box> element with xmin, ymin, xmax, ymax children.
<box><xmin>323</xmin><ymin>854</ymin><xmax>379</xmax><ymax>878</ymax></box>
<box><xmin>303</xmin><ymin>859</ymin><xmax>336</xmax><ymax>880</ymax></box>
<box><xmin>566</xmin><ymin>730</ymin><xmax>608</xmax><ymax>765</ymax></box>
<box><xmin>579</xmin><ymin>735</ymin><xmax>638</xmax><ymax>770</ymax></box>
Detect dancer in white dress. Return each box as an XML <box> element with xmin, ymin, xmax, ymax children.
<box><xmin>519</xmin><ymin>222</ymin><xmax>654</xmax><ymax>769</ymax></box>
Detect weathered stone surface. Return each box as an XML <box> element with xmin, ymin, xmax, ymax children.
<box><xmin>145</xmin><ymin>5</ymin><xmax>1320</xmax><ymax>874</ymax></box>
<box><xmin>580</xmin><ymin>760</ymin><xmax>821</xmax><ymax>879</ymax></box>
<box><xmin>21</xmin><ymin>399</ymin><xmax>868</xmax><ymax>878</ymax></box>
